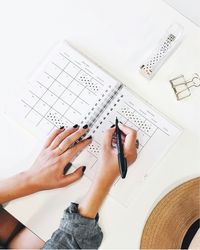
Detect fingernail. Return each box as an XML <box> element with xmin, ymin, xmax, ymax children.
<box><xmin>136</xmin><ymin>139</ymin><xmax>139</xmax><ymax>149</ymax></box>
<box><xmin>110</xmin><ymin>124</ymin><xmax>115</xmax><ymax>128</ymax></box>
<box><xmin>82</xmin><ymin>166</ymin><xmax>86</xmax><ymax>173</ymax></box>
<box><xmin>83</xmin><ymin>124</ymin><xmax>88</xmax><ymax>129</ymax></box>
<box><xmin>73</xmin><ymin>124</ymin><xmax>79</xmax><ymax>128</ymax></box>
<box><xmin>60</xmin><ymin>126</ymin><xmax>64</xmax><ymax>129</ymax></box>
<box><xmin>86</xmin><ymin>135</ymin><xmax>92</xmax><ymax>140</ymax></box>
<box><xmin>63</xmin><ymin>162</ymin><xmax>72</xmax><ymax>174</ymax></box>
<box><xmin>119</xmin><ymin>121</ymin><xmax>123</xmax><ymax>124</ymax></box>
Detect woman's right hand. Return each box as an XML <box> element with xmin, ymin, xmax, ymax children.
<box><xmin>79</xmin><ymin>123</ymin><xmax>138</xmax><ymax>218</ymax></box>
<box><xmin>96</xmin><ymin>123</ymin><xmax>138</xmax><ymax>185</ymax></box>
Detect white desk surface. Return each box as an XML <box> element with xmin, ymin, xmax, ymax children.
<box><xmin>164</xmin><ymin>0</ymin><xmax>200</xmax><ymax>27</ymax></box>
<box><xmin>0</xmin><ymin>0</ymin><xmax>199</xmax><ymax>248</ymax></box>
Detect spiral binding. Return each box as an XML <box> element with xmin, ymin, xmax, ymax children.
<box><xmin>89</xmin><ymin>87</ymin><xmax>124</xmax><ymax>136</ymax></box>
<box><xmin>87</xmin><ymin>83</ymin><xmax>123</xmax><ymax>129</ymax></box>
<box><xmin>74</xmin><ymin>83</ymin><xmax>123</xmax><ymax>146</ymax></box>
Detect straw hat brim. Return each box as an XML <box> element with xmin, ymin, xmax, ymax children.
<box><xmin>140</xmin><ymin>177</ymin><xmax>200</xmax><ymax>249</ymax></box>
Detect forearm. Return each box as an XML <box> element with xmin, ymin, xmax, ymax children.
<box><xmin>0</xmin><ymin>171</ymin><xmax>37</xmax><ymax>204</ymax></box>
<box><xmin>79</xmin><ymin>173</ymin><xmax>117</xmax><ymax>218</ymax></box>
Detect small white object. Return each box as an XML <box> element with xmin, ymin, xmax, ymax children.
<box><xmin>170</xmin><ymin>73</ymin><xmax>200</xmax><ymax>100</ymax></box>
<box><xmin>140</xmin><ymin>23</ymin><xmax>184</xmax><ymax>79</ymax></box>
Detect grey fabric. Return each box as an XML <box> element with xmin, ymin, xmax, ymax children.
<box><xmin>42</xmin><ymin>203</ymin><xmax>103</xmax><ymax>249</ymax></box>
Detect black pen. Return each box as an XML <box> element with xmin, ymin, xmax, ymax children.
<box><xmin>115</xmin><ymin>117</ymin><xmax>127</xmax><ymax>179</ymax></box>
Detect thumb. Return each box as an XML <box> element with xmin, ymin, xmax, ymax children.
<box><xmin>60</xmin><ymin>166</ymin><xmax>86</xmax><ymax>187</ymax></box>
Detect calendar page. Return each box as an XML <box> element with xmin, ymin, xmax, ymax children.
<box><xmin>73</xmin><ymin>86</ymin><xmax>182</xmax><ymax>206</ymax></box>
<box><xmin>8</xmin><ymin>41</ymin><xmax>182</xmax><ymax>206</ymax></box>
<box><xmin>10</xmin><ymin>41</ymin><xmax>121</xmax><ymax>136</ymax></box>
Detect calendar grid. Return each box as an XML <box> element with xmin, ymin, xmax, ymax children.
<box><xmin>25</xmin><ymin>60</ymin><xmax>70</xmax><ymax>119</ymax></box>
<box><xmin>124</xmin><ymin>101</ymin><xmax>169</xmax><ymax>136</ymax></box>
<box><xmin>21</xmin><ymin>99</ymin><xmax>63</xmax><ymax>129</ymax></box>
<box><xmin>57</xmin><ymin>69</ymin><xmax>88</xmax><ymax>127</ymax></box>
<box><xmin>60</xmin><ymin>52</ymin><xmax>104</xmax><ymax>87</ymax></box>
<box><xmin>117</xmin><ymin>112</ymin><xmax>150</xmax><ymax>146</ymax></box>
<box><xmin>24</xmin><ymin>53</ymin><xmax>115</xmax><ymax>132</ymax></box>
<box><xmin>14</xmin><ymin>41</ymin><xmax>181</xmax><ymax>206</ymax></box>
<box><xmin>40</xmin><ymin>73</ymin><xmax>92</xmax><ymax>104</ymax></box>
<box><xmin>35</xmin><ymin>81</ymin><xmax>83</xmax><ymax>113</ymax></box>
<box><xmin>28</xmin><ymin>90</ymin><xmax>77</xmax><ymax>126</ymax></box>
<box><xmin>36</xmin><ymin>62</ymin><xmax>77</xmax><ymax>127</ymax></box>
<box><xmin>52</xmin><ymin>61</ymin><xmax>101</xmax><ymax>95</ymax></box>
<box><xmin>117</xmin><ymin>110</ymin><xmax>158</xmax><ymax>147</ymax></box>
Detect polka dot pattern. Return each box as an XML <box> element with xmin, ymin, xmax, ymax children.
<box><xmin>88</xmin><ymin>142</ymin><xmax>100</xmax><ymax>155</ymax></box>
<box><xmin>140</xmin><ymin>33</ymin><xmax>176</xmax><ymax>77</ymax></box>
<box><xmin>76</xmin><ymin>72</ymin><xmax>100</xmax><ymax>93</ymax></box>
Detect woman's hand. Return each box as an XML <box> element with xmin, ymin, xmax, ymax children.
<box><xmin>0</xmin><ymin>125</ymin><xmax>92</xmax><ymax>204</ymax></box>
<box><xmin>79</xmin><ymin>123</ymin><xmax>137</xmax><ymax>218</ymax></box>
<box><xmin>26</xmin><ymin>125</ymin><xmax>92</xmax><ymax>192</ymax></box>
<box><xmin>96</xmin><ymin>123</ymin><xmax>137</xmax><ymax>184</ymax></box>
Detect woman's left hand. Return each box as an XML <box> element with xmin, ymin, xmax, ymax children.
<box><xmin>26</xmin><ymin>125</ymin><xmax>92</xmax><ymax>192</ymax></box>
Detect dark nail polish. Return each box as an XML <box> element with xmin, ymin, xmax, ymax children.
<box><xmin>110</xmin><ymin>124</ymin><xmax>115</xmax><ymax>128</ymax></box>
<box><xmin>83</xmin><ymin>124</ymin><xmax>88</xmax><ymax>129</ymax></box>
<box><xmin>86</xmin><ymin>135</ymin><xmax>92</xmax><ymax>140</ymax></box>
<box><xmin>60</xmin><ymin>126</ymin><xmax>64</xmax><ymax>129</ymax></box>
<box><xmin>136</xmin><ymin>139</ymin><xmax>139</xmax><ymax>149</ymax></box>
<box><xmin>119</xmin><ymin>121</ymin><xmax>123</xmax><ymax>124</ymax></box>
<box><xmin>63</xmin><ymin>162</ymin><xmax>72</xmax><ymax>174</ymax></box>
<box><xmin>73</xmin><ymin>124</ymin><xmax>79</xmax><ymax>128</ymax></box>
<box><xmin>82</xmin><ymin>166</ymin><xmax>86</xmax><ymax>173</ymax></box>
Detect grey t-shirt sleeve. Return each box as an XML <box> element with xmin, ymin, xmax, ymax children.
<box><xmin>42</xmin><ymin>203</ymin><xmax>103</xmax><ymax>249</ymax></box>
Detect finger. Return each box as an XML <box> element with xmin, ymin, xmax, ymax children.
<box><xmin>118</xmin><ymin>123</ymin><xmax>136</xmax><ymax>135</ymax></box>
<box><xmin>56</xmin><ymin>125</ymin><xmax>89</xmax><ymax>154</ymax></box>
<box><xmin>118</xmin><ymin>123</ymin><xmax>137</xmax><ymax>151</ymax></box>
<box><xmin>60</xmin><ymin>136</ymin><xmax>92</xmax><ymax>162</ymax></box>
<box><xmin>50</xmin><ymin>125</ymin><xmax>79</xmax><ymax>149</ymax></box>
<box><xmin>112</xmin><ymin>138</ymin><xmax>117</xmax><ymax>144</ymax></box>
<box><xmin>136</xmin><ymin>139</ymin><xmax>140</xmax><ymax>149</ymax></box>
<box><xmin>60</xmin><ymin>166</ymin><xmax>86</xmax><ymax>187</ymax></box>
<box><xmin>102</xmin><ymin>127</ymin><xmax>115</xmax><ymax>149</ymax></box>
<box><xmin>63</xmin><ymin>162</ymin><xmax>72</xmax><ymax>175</ymax></box>
<box><xmin>112</xmin><ymin>138</ymin><xmax>125</xmax><ymax>144</ymax></box>
<box><xmin>43</xmin><ymin>127</ymin><xmax>65</xmax><ymax>148</ymax></box>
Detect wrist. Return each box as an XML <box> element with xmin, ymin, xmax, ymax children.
<box><xmin>95</xmin><ymin>165</ymin><xmax>119</xmax><ymax>188</ymax></box>
<box><xmin>79</xmin><ymin>169</ymin><xmax>117</xmax><ymax>219</ymax></box>
<box><xmin>0</xmin><ymin>171</ymin><xmax>40</xmax><ymax>204</ymax></box>
<box><xmin>79</xmin><ymin>181</ymin><xmax>109</xmax><ymax>219</ymax></box>
<box><xmin>94</xmin><ymin>174</ymin><xmax>116</xmax><ymax>191</ymax></box>
<box><xmin>21</xmin><ymin>170</ymin><xmax>41</xmax><ymax>193</ymax></box>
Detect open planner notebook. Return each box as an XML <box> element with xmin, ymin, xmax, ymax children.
<box><xmin>10</xmin><ymin>41</ymin><xmax>182</xmax><ymax>206</ymax></box>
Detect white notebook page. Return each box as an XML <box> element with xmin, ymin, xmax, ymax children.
<box><xmin>11</xmin><ymin>41</ymin><xmax>120</xmax><ymax>136</ymax></box>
